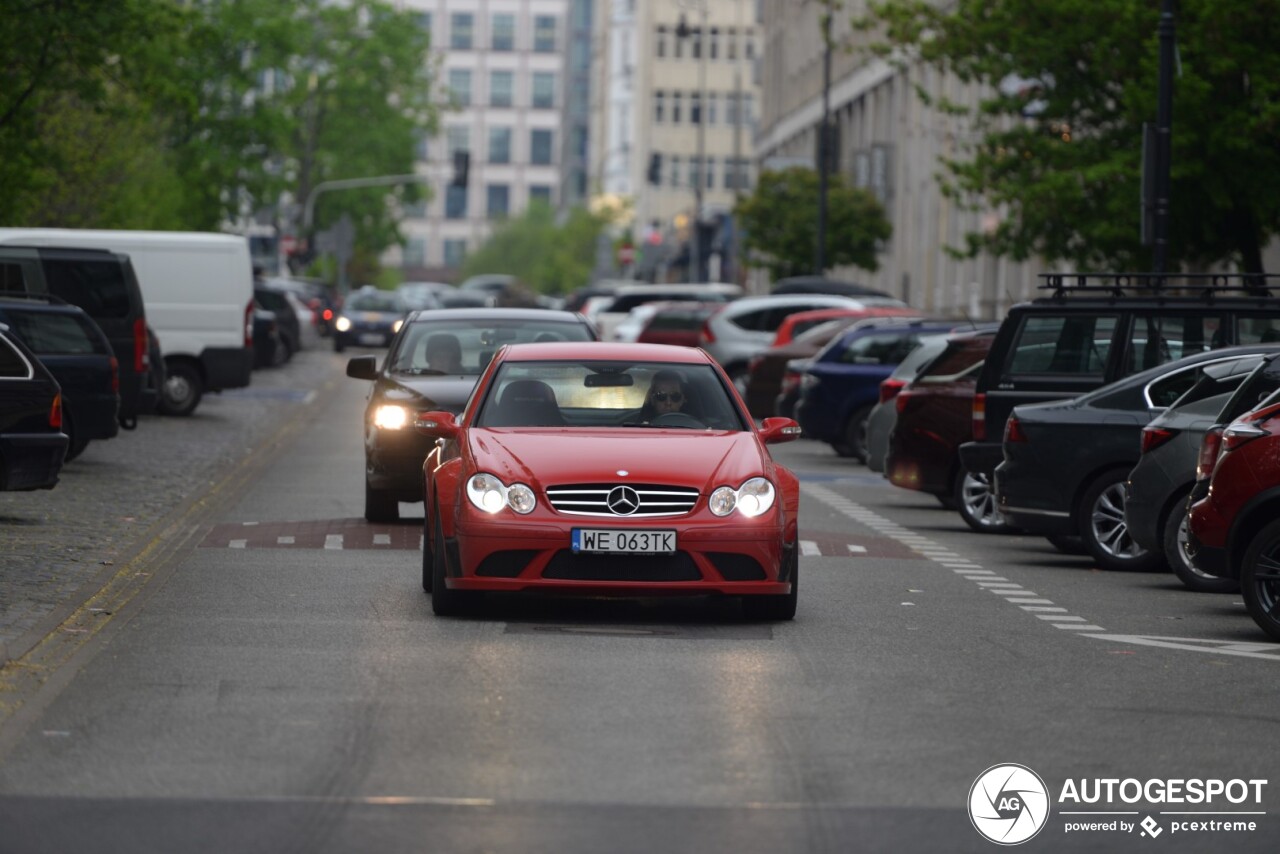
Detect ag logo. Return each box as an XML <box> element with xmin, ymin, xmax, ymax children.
<box><xmin>968</xmin><ymin>764</ymin><xmax>1050</xmax><ymax>845</ymax></box>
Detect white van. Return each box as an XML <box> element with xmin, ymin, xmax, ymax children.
<box><xmin>0</xmin><ymin>229</ymin><xmax>254</xmax><ymax>415</ymax></box>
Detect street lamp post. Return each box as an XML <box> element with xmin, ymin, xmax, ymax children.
<box><xmin>815</xmin><ymin>4</ymin><xmax>833</xmax><ymax>275</ymax></box>
<box><xmin>1152</xmin><ymin>0</ymin><xmax>1175</xmax><ymax>276</ymax></box>
<box><xmin>677</xmin><ymin>0</ymin><xmax>709</xmax><ymax>282</ymax></box>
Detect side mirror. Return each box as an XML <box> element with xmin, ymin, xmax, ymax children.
<box><xmin>759</xmin><ymin>416</ymin><xmax>802</xmax><ymax>444</ymax></box>
<box><xmin>346</xmin><ymin>355</ymin><xmax>378</xmax><ymax>380</ymax></box>
<box><xmin>415</xmin><ymin>410</ymin><xmax>460</xmax><ymax>439</ymax></box>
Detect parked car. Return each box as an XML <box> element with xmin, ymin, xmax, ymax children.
<box><xmin>0</xmin><ymin>323</ymin><xmax>67</xmax><ymax>490</ymax></box>
<box><xmin>635</xmin><ymin>302</ymin><xmax>726</xmax><ymax>348</ymax></box>
<box><xmin>0</xmin><ymin>244</ymin><xmax>155</xmax><ymax>427</ymax></box>
<box><xmin>416</xmin><ymin>341</ymin><xmax>802</xmax><ymax>619</ymax></box>
<box><xmin>700</xmin><ymin>294</ymin><xmax>910</xmax><ymax>393</ymax></box>
<box><xmin>439</xmin><ymin>290</ymin><xmax>492</xmax><ymax>309</ymax></box>
<box><xmin>866</xmin><ymin>337</ymin><xmax>955</xmax><ymax>475</ymax></box>
<box><xmin>795</xmin><ymin>320</ymin><xmax>958</xmax><ymax>461</ymax></box>
<box><xmin>883</xmin><ymin>328</ymin><xmax>1000</xmax><ymax>531</ymax></box>
<box><xmin>994</xmin><ymin>346</ymin><xmax>1279</xmax><ymax>570</ymax></box>
<box><xmin>251</xmin><ymin>305</ymin><xmax>284</xmax><ymax>368</ymax></box>
<box><xmin>959</xmin><ymin>272</ymin><xmax>1280</xmax><ymax>488</ymax></box>
<box><xmin>1124</xmin><ymin>356</ymin><xmax>1270</xmax><ymax>591</ymax></box>
<box><xmin>770</xmin><ymin>276</ymin><xmax>896</xmax><ymax>300</ymax></box>
<box><xmin>592</xmin><ymin>283</ymin><xmax>742</xmax><ymax>342</ymax></box>
<box><xmin>266</xmin><ymin>276</ymin><xmax>340</xmax><ymax>337</ymax></box>
<box><xmin>771</xmin><ymin>306</ymin><xmax>920</xmax><ymax>348</ymax></box>
<box><xmin>1187</xmin><ymin>388</ymin><xmax>1280</xmax><ymax>640</ymax></box>
<box><xmin>253</xmin><ymin>284</ymin><xmax>304</xmax><ymax>359</ymax></box>
<box><xmin>396</xmin><ymin>281</ymin><xmax>453</xmax><ymax>312</ymax></box>
<box><xmin>0</xmin><ymin>296</ymin><xmax>119</xmax><ymax>461</ymax></box>
<box><xmin>332</xmin><ymin>287</ymin><xmax>408</xmax><ymax>352</ymax></box>
<box><xmin>346</xmin><ymin>308</ymin><xmax>599</xmax><ymax>522</ymax></box>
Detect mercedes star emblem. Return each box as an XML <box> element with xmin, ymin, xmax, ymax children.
<box><xmin>606</xmin><ymin>485</ymin><xmax>641</xmax><ymax>516</ymax></box>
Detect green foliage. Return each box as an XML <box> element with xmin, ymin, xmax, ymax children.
<box><xmin>460</xmin><ymin>203</ymin><xmax>610</xmax><ymax>295</ymax></box>
<box><xmin>734</xmin><ymin>167</ymin><xmax>892</xmax><ymax>280</ymax></box>
<box><xmin>858</xmin><ymin>0</ymin><xmax>1280</xmax><ymax>273</ymax></box>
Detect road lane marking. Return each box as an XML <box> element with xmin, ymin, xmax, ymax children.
<box><xmin>373</xmin><ymin>534</ymin><xmax>391</xmax><ymax>546</ymax></box>
<box><xmin>277</xmin><ymin>536</ymin><xmax>295</xmax><ymax>545</ymax></box>
<box><xmin>324</xmin><ymin>535</ymin><xmax>343</xmax><ymax>550</ymax></box>
<box><xmin>846</xmin><ymin>544</ymin><xmax>867</xmax><ymax>554</ymax></box>
<box><xmin>229</xmin><ymin>539</ymin><xmax>247</xmax><ymax>549</ymax></box>
<box><xmin>799</xmin><ymin>540</ymin><xmax>820</xmax><ymax>556</ymax></box>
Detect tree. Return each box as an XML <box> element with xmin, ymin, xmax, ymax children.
<box><xmin>460</xmin><ymin>203</ymin><xmax>611</xmax><ymax>295</ymax></box>
<box><xmin>735</xmin><ymin>166</ymin><xmax>892</xmax><ymax>280</ymax></box>
<box><xmin>858</xmin><ymin>0</ymin><xmax>1280</xmax><ymax>273</ymax></box>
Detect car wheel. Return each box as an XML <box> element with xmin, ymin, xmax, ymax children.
<box><xmin>334</xmin><ymin>337</ymin><xmax>345</xmax><ymax>353</ymax></box>
<box><xmin>1241</xmin><ymin>518</ymin><xmax>1280</xmax><ymax>641</ymax></box>
<box><xmin>743</xmin><ymin>548</ymin><xmax>798</xmax><ymax>621</ymax></box>
<box><xmin>841</xmin><ymin>404</ymin><xmax>874</xmax><ymax>464</ymax></box>
<box><xmin>158</xmin><ymin>361</ymin><xmax>202</xmax><ymax>417</ymax></box>
<box><xmin>1077</xmin><ymin>469</ymin><xmax>1163</xmax><ymax>571</ymax></box>
<box><xmin>430</xmin><ymin>507</ymin><xmax>472</xmax><ymax>616</ymax></box>
<box><xmin>1045</xmin><ymin>534</ymin><xmax>1087</xmax><ymax>555</ymax></box>
<box><xmin>1165</xmin><ymin>495</ymin><xmax>1237</xmax><ymax>593</ymax></box>
<box><xmin>62</xmin><ymin>411</ymin><xmax>87</xmax><ymax>462</ymax></box>
<box><xmin>954</xmin><ymin>468</ymin><xmax>1015</xmax><ymax>534</ymax></box>
<box><xmin>365</xmin><ymin>481</ymin><xmax>399</xmax><ymax>523</ymax></box>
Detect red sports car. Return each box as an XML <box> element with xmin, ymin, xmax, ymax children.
<box><xmin>417</xmin><ymin>342</ymin><xmax>803</xmax><ymax>619</ymax></box>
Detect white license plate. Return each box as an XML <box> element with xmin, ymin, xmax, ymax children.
<box><xmin>571</xmin><ymin>529</ymin><xmax>676</xmax><ymax>554</ymax></box>
<box><xmin>358</xmin><ymin>333</ymin><xmax>385</xmax><ymax>345</ymax></box>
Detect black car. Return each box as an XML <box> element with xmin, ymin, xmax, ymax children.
<box><xmin>332</xmin><ymin>287</ymin><xmax>407</xmax><ymax>352</ymax></box>
<box><xmin>960</xmin><ymin>273</ymin><xmax>1280</xmax><ymax>489</ymax></box>
<box><xmin>994</xmin><ymin>345</ymin><xmax>1280</xmax><ymax>571</ymax></box>
<box><xmin>1</xmin><ymin>245</ymin><xmax>156</xmax><ymax>427</ymax></box>
<box><xmin>254</xmin><ymin>284</ymin><xmax>303</xmax><ymax>359</ymax></box>
<box><xmin>0</xmin><ymin>324</ymin><xmax>67</xmax><ymax>490</ymax></box>
<box><xmin>346</xmin><ymin>308</ymin><xmax>600</xmax><ymax>522</ymax></box>
<box><xmin>0</xmin><ymin>296</ymin><xmax>120</xmax><ymax>461</ymax></box>
<box><xmin>251</xmin><ymin>305</ymin><xmax>284</xmax><ymax>368</ymax></box>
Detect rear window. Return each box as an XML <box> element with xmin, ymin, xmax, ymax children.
<box><xmin>1219</xmin><ymin>357</ymin><xmax>1280</xmax><ymax>422</ymax></box>
<box><xmin>837</xmin><ymin>332</ymin><xmax>924</xmax><ymax>365</ymax></box>
<box><xmin>1005</xmin><ymin>314</ymin><xmax>1118</xmax><ymax>376</ymax></box>
<box><xmin>41</xmin><ymin>257</ymin><xmax>133</xmax><ymax>319</ymax></box>
<box><xmin>0</xmin><ymin>262</ymin><xmax>27</xmax><ymax>293</ymax></box>
<box><xmin>608</xmin><ymin>292</ymin><xmax>727</xmax><ymax>314</ymax></box>
<box><xmin>647</xmin><ymin>307</ymin><xmax>715</xmax><ymax>332</ymax></box>
<box><xmin>1237</xmin><ymin>315</ymin><xmax>1280</xmax><ymax>345</ymax></box>
<box><xmin>0</xmin><ymin>333</ymin><xmax>31</xmax><ymax>377</ymax></box>
<box><xmin>917</xmin><ymin>335</ymin><xmax>992</xmax><ymax>381</ymax></box>
<box><xmin>1126</xmin><ymin>314</ymin><xmax>1225</xmax><ymax>371</ymax></box>
<box><xmin>2</xmin><ymin>310</ymin><xmax>107</xmax><ymax>355</ymax></box>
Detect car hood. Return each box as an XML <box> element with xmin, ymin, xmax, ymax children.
<box><xmin>377</xmin><ymin>375</ymin><xmax>477</xmax><ymax>412</ymax></box>
<box><xmin>467</xmin><ymin>429</ymin><xmax>770</xmax><ymax>490</ymax></box>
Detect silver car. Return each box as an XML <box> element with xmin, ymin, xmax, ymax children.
<box><xmin>865</xmin><ymin>337</ymin><xmax>951</xmax><ymax>474</ymax></box>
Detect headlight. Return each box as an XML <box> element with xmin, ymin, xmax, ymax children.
<box><xmin>466</xmin><ymin>473</ymin><xmax>537</xmax><ymax>515</ymax></box>
<box><xmin>709</xmin><ymin>478</ymin><xmax>776</xmax><ymax>518</ymax></box>
<box><xmin>373</xmin><ymin>404</ymin><xmax>408</xmax><ymax>430</ymax></box>
<box><xmin>335</xmin><ymin>316</ymin><xmax>352</xmax><ymax>332</ymax></box>
<box><xmin>393</xmin><ymin>319</ymin><xmax>404</xmax><ymax>333</ymax></box>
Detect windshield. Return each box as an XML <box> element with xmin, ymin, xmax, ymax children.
<box><xmin>475</xmin><ymin>360</ymin><xmax>748</xmax><ymax>431</ymax></box>
<box><xmin>345</xmin><ymin>291</ymin><xmax>404</xmax><ymax>312</ymax></box>
<box><xmin>390</xmin><ymin>319</ymin><xmax>594</xmax><ymax>376</ymax></box>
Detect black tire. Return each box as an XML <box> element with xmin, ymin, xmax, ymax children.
<box><xmin>743</xmin><ymin>549</ymin><xmax>798</xmax><ymax>621</ymax></box>
<box><xmin>954</xmin><ymin>468</ymin><xmax>1016</xmax><ymax>534</ymax></box>
<box><xmin>1240</xmin><ymin>518</ymin><xmax>1280</xmax><ymax>641</ymax></box>
<box><xmin>1164</xmin><ymin>493</ymin><xmax>1237</xmax><ymax>593</ymax></box>
<box><xmin>365</xmin><ymin>481</ymin><xmax>399</xmax><ymax>523</ymax></box>
<box><xmin>431</xmin><ymin>507</ymin><xmax>472</xmax><ymax>616</ymax></box>
<box><xmin>1077</xmin><ymin>469</ymin><xmax>1163</xmax><ymax>571</ymax></box>
<box><xmin>1045</xmin><ymin>534</ymin><xmax>1087</xmax><ymax>556</ymax></box>
<box><xmin>158</xmin><ymin>361</ymin><xmax>202</xmax><ymax>417</ymax></box>
<box><xmin>63</xmin><ymin>411</ymin><xmax>88</xmax><ymax>462</ymax></box>
<box><xmin>333</xmin><ymin>337</ymin><xmax>346</xmax><ymax>353</ymax></box>
<box><xmin>841</xmin><ymin>404</ymin><xmax>874</xmax><ymax>464</ymax></box>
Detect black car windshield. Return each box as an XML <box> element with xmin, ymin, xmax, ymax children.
<box><xmin>475</xmin><ymin>361</ymin><xmax>747</xmax><ymax>431</ymax></box>
<box><xmin>345</xmin><ymin>292</ymin><xmax>404</xmax><ymax>313</ymax></box>
<box><xmin>390</xmin><ymin>320</ymin><xmax>595</xmax><ymax>376</ymax></box>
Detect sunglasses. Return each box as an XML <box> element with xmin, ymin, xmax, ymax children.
<box><xmin>652</xmin><ymin>391</ymin><xmax>683</xmax><ymax>403</ymax></box>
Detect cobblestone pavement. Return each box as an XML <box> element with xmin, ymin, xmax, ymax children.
<box><xmin>0</xmin><ymin>344</ymin><xmax>349</xmax><ymax>663</ymax></box>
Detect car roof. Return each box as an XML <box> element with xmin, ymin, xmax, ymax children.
<box><xmin>499</xmin><ymin>342</ymin><xmax>714</xmax><ymax>363</ymax></box>
<box><xmin>405</xmin><ymin>307</ymin><xmax>587</xmax><ymax>323</ymax></box>
<box><xmin>0</xmin><ymin>295</ymin><xmax>90</xmax><ymax>316</ymax></box>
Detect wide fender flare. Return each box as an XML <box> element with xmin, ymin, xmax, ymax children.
<box><xmin>775</xmin><ymin>466</ymin><xmax>801</xmax><ymax>545</ymax></box>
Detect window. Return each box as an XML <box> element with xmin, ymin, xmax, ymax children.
<box><xmin>725</xmin><ymin>93</ymin><xmax>739</xmax><ymax>126</ymax></box>
<box><xmin>532</xmin><ymin>73</ymin><xmax>556</xmax><ymax>109</ymax></box>
<box><xmin>726</xmin><ymin>27</ymin><xmax>737</xmax><ymax>60</ymax></box>
<box><xmin>444</xmin><ymin>239</ymin><xmax>467</xmax><ymax>268</ymax></box>
<box><xmin>41</xmin><ymin>258</ymin><xmax>132</xmax><ymax>318</ymax></box>
<box><xmin>416</xmin><ymin>12</ymin><xmax>431</xmax><ymax>33</ymax></box>
<box><xmin>490</xmin><ymin>70</ymin><xmax>514</xmax><ymax>107</ymax></box>
<box><xmin>653</xmin><ymin>90</ymin><xmax>665</xmax><ymax>123</ymax></box>
<box><xmin>1238</xmin><ymin>315</ymin><xmax>1280</xmax><ymax>344</ymax></box>
<box><xmin>0</xmin><ymin>335</ymin><xmax>29</xmax><ymax>378</ymax></box>
<box><xmin>448</xmin><ymin>69</ymin><xmax>472</xmax><ymax>106</ymax></box>
<box><xmin>451</xmin><ymin>13</ymin><xmax>474</xmax><ymax>49</ymax></box>
<box><xmin>0</xmin><ymin>262</ymin><xmax>25</xmax><ymax>292</ymax></box>
<box><xmin>492</xmin><ymin>13</ymin><xmax>515</xmax><ymax>50</ymax></box>
<box><xmin>704</xmin><ymin>157</ymin><xmax>716</xmax><ymax>189</ymax></box>
<box><xmin>655</xmin><ymin>25</ymin><xmax>667</xmax><ymax>58</ymax></box>
<box><xmin>404</xmin><ymin>199</ymin><xmax>427</xmax><ymax>218</ymax></box>
<box><xmin>530</xmin><ymin>129</ymin><xmax>554</xmax><ymax>165</ymax></box>
<box><xmin>691</xmin><ymin>28</ymin><xmax>702</xmax><ymax>60</ymax></box>
<box><xmin>744</xmin><ymin>29</ymin><xmax>756</xmax><ymax>60</ymax></box>
<box><xmin>690</xmin><ymin>92</ymin><xmax>701</xmax><ymax>125</ymax></box>
<box><xmin>447</xmin><ymin>125</ymin><xmax>471</xmax><ymax>156</ymax></box>
<box><xmin>445</xmin><ymin>184</ymin><xmax>468</xmax><ymax>219</ymax></box>
<box><xmin>529</xmin><ymin>185</ymin><xmax>553</xmax><ymax>205</ymax></box>
<box><xmin>671</xmin><ymin>92</ymin><xmax>682</xmax><ymax>124</ymax></box>
<box><xmin>403</xmin><ymin>238</ymin><xmax>425</xmax><ymax>267</ymax></box>
<box><xmin>706</xmin><ymin>93</ymin><xmax>718</xmax><ymax>126</ymax></box>
<box><xmin>669</xmin><ymin>155</ymin><xmax>682</xmax><ymax>188</ymax></box>
<box><xmin>673</xmin><ymin>29</ymin><xmax>684</xmax><ymax>59</ymax></box>
<box><xmin>709</xmin><ymin>28</ymin><xmax>719</xmax><ymax>60</ymax></box>
<box><xmin>487</xmin><ymin>184</ymin><xmax>510</xmax><ymax>218</ymax></box>
<box><xmin>5</xmin><ymin>312</ymin><xmax>103</xmax><ymax>356</ymax></box>
<box><xmin>688</xmin><ymin>156</ymin><xmax>701</xmax><ymax>189</ymax></box>
<box><xmin>412</xmin><ymin>129</ymin><xmax>428</xmax><ymax>160</ymax></box>
<box><xmin>839</xmin><ymin>333</ymin><xmax>922</xmax><ymax>366</ymax></box>
<box><xmin>1146</xmin><ymin>365</ymin><xmax>1204</xmax><ymax>409</ymax></box>
<box><xmin>1006</xmin><ymin>315</ymin><xmax>1119</xmax><ymax>375</ymax></box>
<box><xmin>534</xmin><ymin>15</ymin><xmax>557</xmax><ymax>52</ymax></box>
<box><xmin>488</xmin><ymin>127</ymin><xmax>511</xmax><ymax>163</ymax></box>
<box><xmin>1127</xmin><ymin>314</ymin><xmax>1225</xmax><ymax>370</ymax></box>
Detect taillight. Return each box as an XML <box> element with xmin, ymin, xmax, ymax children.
<box><xmin>972</xmin><ymin>393</ymin><xmax>986</xmax><ymax>441</ymax></box>
<box><xmin>1196</xmin><ymin>427</ymin><xmax>1224</xmax><ymax>481</ymax></box>
<box><xmin>699</xmin><ymin>317</ymin><xmax>716</xmax><ymax>344</ymax></box>
<box><xmin>49</xmin><ymin>393</ymin><xmax>63</xmax><ymax>429</ymax></box>
<box><xmin>109</xmin><ymin>356</ymin><xmax>120</xmax><ymax>394</ymax></box>
<box><xmin>323</xmin><ymin>308</ymin><xmax>334</xmax><ymax>321</ymax></box>
<box><xmin>895</xmin><ymin>389</ymin><xmax>915</xmax><ymax>414</ymax></box>
<box><xmin>880</xmin><ymin>378</ymin><xmax>907</xmax><ymax>405</ymax></box>
<box><xmin>244</xmin><ymin>300</ymin><xmax>254</xmax><ymax>347</ymax></box>
<box><xmin>1220</xmin><ymin>403</ymin><xmax>1280</xmax><ymax>453</ymax></box>
<box><xmin>1140</xmin><ymin>426</ymin><xmax>1178</xmax><ymax>454</ymax></box>
<box><xmin>1004</xmin><ymin>415</ymin><xmax>1028</xmax><ymax>443</ymax></box>
<box><xmin>132</xmin><ymin>317</ymin><xmax>147</xmax><ymax>372</ymax></box>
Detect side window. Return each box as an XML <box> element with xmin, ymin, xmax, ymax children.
<box><xmin>1236</xmin><ymin>315</ymin><xmax>1280</xmax><ymax>345</ymax></box>
<box><xmin>840</xmin><ymin>333</ymin><xmax>918</xmax><ymax>365</ymax></box>
<box><xmin>1005</xmin><ymin>315</ymin><xmax>1118</xmax><ymax>376</ymax></box>
<box><xmin>728</xmin><ymin>308</ymin><xmax>769</xmax><ymax>331</ymax></box>
<box><xmin>41</xmin><ymin>258</ymin><xmax>132</xmax><ymax>319</ymax></box>
<box><xmin>4</xmin><ymin>312</ymin><xmax>100</xmax><ymax>355</ymax></box>
<box><xmin>1128</xmin><ymin>314</ymin><xmax>1225</xmax><ymax>370</ymax></box>
<box><xmin>0</xmin><ymin>334</ymin><xmax>31</xmax><ymax>378</ymax></box>
<box><xmin>1</xmin><ymin>262</ymin><xmax>26</xmax><ymax>293</ymax></box>
<box><xmin>1146</xmin><ymin>366</ymin><xmax>1200</xmax><ymax>408</ymax></box>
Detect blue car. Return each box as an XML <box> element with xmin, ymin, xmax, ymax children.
<box><xmin>795</xmin><ymin>319</ymin><xmax>958</xmax><ymax>461</ymax></box>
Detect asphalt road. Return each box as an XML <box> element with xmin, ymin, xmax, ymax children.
<box><xmin>0</xmin><ymin>348</ymin><xmax>1277</xmax><ymax>853</ymax></box>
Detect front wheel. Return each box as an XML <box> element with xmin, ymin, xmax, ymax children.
<box><xmin>1164</xmin><ymin>494</ymin><xmax>1237</xmax><ymax>593</ymax></box>
<box><xmin>1077</xmin><ymin>469</ymin><xmax>1163</xmax><ymax>571</ymax></box>
<box><xmin>158</xmin><ymin>361</ymin><xmax>202</xmax><ymax>416</ymax></box>
<box><xmin>955</xmin><ymin>469</ymin><xmax>1015</xmax><ymax>534</ymax></box>
<box><xmin>1240</xmin><ymin>518</ymin><xmax>1280</xmax><ymax>641</ymax></box>
<box><xmin>431</xmin><ymin>507</ymin><xmax>474</xmax><ymax>616</ymax></box>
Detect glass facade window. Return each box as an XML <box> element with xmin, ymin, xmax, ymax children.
<box><xmin>492</xmin><ymin>13</ymin><xmax>515</xmax><ymax>50</ymax></box>
<box><xmin>532</xmin><ymin>73</ymin><xmax>556</xmax><ymax>109</ymax></box>
<box><xmin>451</xmin><ymin>13</ymin><xmax>474</xmax><ymax>49</ymax></box>
<box><xmin>530</xmin><ymin>129</ymin><xmax>554</xmax><ymax>165</ymax></box>
<box><xmin>487</xmin><ymin>184</ymin><xmax>510</xmax><ymax>218</ymax></box>
<box><xmin>670</xmin><ymin>155</ymin><xmax>682</xmax><ymax>188</ymax></box>
<box><xmin>529</xmin><ymin>185</ymin><xmax>553</xmax><ymax>205</ymax></box>
<box><xmin>690</xmin><ymin>92</ymin><xmax>701</xmax><ymax>125</ymax></box>
<box><xmin>726</xmin><ymin>27</ymin><xmax>737</xmax><ymax>60</ymax></box>
<box><xmin>671</xmin><ymin>92</ymin><xmax>682</xmax><ymax>124</ymax></box>
<box><xmin>448</xmin><ymin>69</ymin><xmax>472</xmax><ymax>107</ymax></box>
<box><xmin>444</xmin><ymin>239</ymin><xmax>467</xmax><ymax>268</ymax></box>
<box><xmin>490</xmin><ymin>71</ymin><xmax>514</xmax><ymax>107</ymax></box>
<box><xmin>534</xmin><ymin>16</ymin><xmax>557</xmax><ymax>52</ymax></box>
<box><xmin>488</xmin><ymin>127</ymin><xmax>512</xmax><ymax>163</ymax></box>
<box><xmin>709</xmin><ymin>28</ymin><xmax>719</xmax><ymax>60</ymax></box>
<box><xmin>654</xmin><ymin>90</ymin><xmax>665</xmax><ymax>123</ymax></box>
<box><xmin>447</xmin><ymin>125</ymin><xmax>470</xmax><ymax>156</ymax></box>
<box><xmin>706</xmin><ymin>93</ymin><xmax>717</xmax><ymax>125</ymax></box>
<box><xmin>445</xmin><ymin>185</ymin><xmax>468</xmax><ymax>219</ymax></box>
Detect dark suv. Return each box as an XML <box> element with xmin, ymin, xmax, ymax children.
<box><xmin>0</xmin><ymin>324</ymin><xmax>67</xmax><ymax>490</ymax></box>
<box><xmin>960</xmin><ymin>274</ymin><xmax>1280</xmax><ymax>485</ymax></box>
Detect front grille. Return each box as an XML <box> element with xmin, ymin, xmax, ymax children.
<box><xmin>545</xmin><ymin>483</ymin><xmax>700</xmax><ymax>517</ymax></box>
<box><xmin>542</xmin><ymin>550</ymin><xmax>702</xmax><ymax>581</ymax></box>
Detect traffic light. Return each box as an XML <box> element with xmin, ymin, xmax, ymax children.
<box><xmin>647</xmin><ymin>153</ymin><xmax>662</xmax><ymax>186</ymax></box>
<box><xmin>451</xmin><ymin>150</ymin><xmax>470</xmax><ymax>188</ymax></box>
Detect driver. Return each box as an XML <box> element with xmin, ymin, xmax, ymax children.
<box><xmin>425</xmin><ymin>333</ymin><xmax>464</xmax><ymax>373</ymax></box>
<box><xmin>639</xmin><ymin>369</ymin><xmax>689</xmax><ymax>420</ymax></box>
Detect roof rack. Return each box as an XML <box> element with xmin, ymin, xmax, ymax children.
<box><xmin>1038</xmin><ymin>272</ymin><xmax>1278</xmax><ymax>298</ymax></box>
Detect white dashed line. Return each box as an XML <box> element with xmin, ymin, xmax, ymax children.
<box><xmin>799</xmin><ymin>540</ymin><xmax>820</xmax><ymax>557</ymax></box>
<box><xmin>277</xmin><ymin>536</ymin><xmax>295</xmax><ymax>545</ymax></box>
<box><xmin>324</xmin><ymin>535</ymin><xmax>343</xmax><ymax>550</ymax></box>
<box><xmin>373</xmin><ymin>534</ymin><xmax>391</xmax><ymax>546</ymax></box>
<box><xmin>846</xmin><ymin>544</ymin><xmax>867</xmax><ymax>554</ymax></box>
<box><xmin>229</xmin><ymin>539</ymin><xmax>247</xmax><ymax>549</ymax></box>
